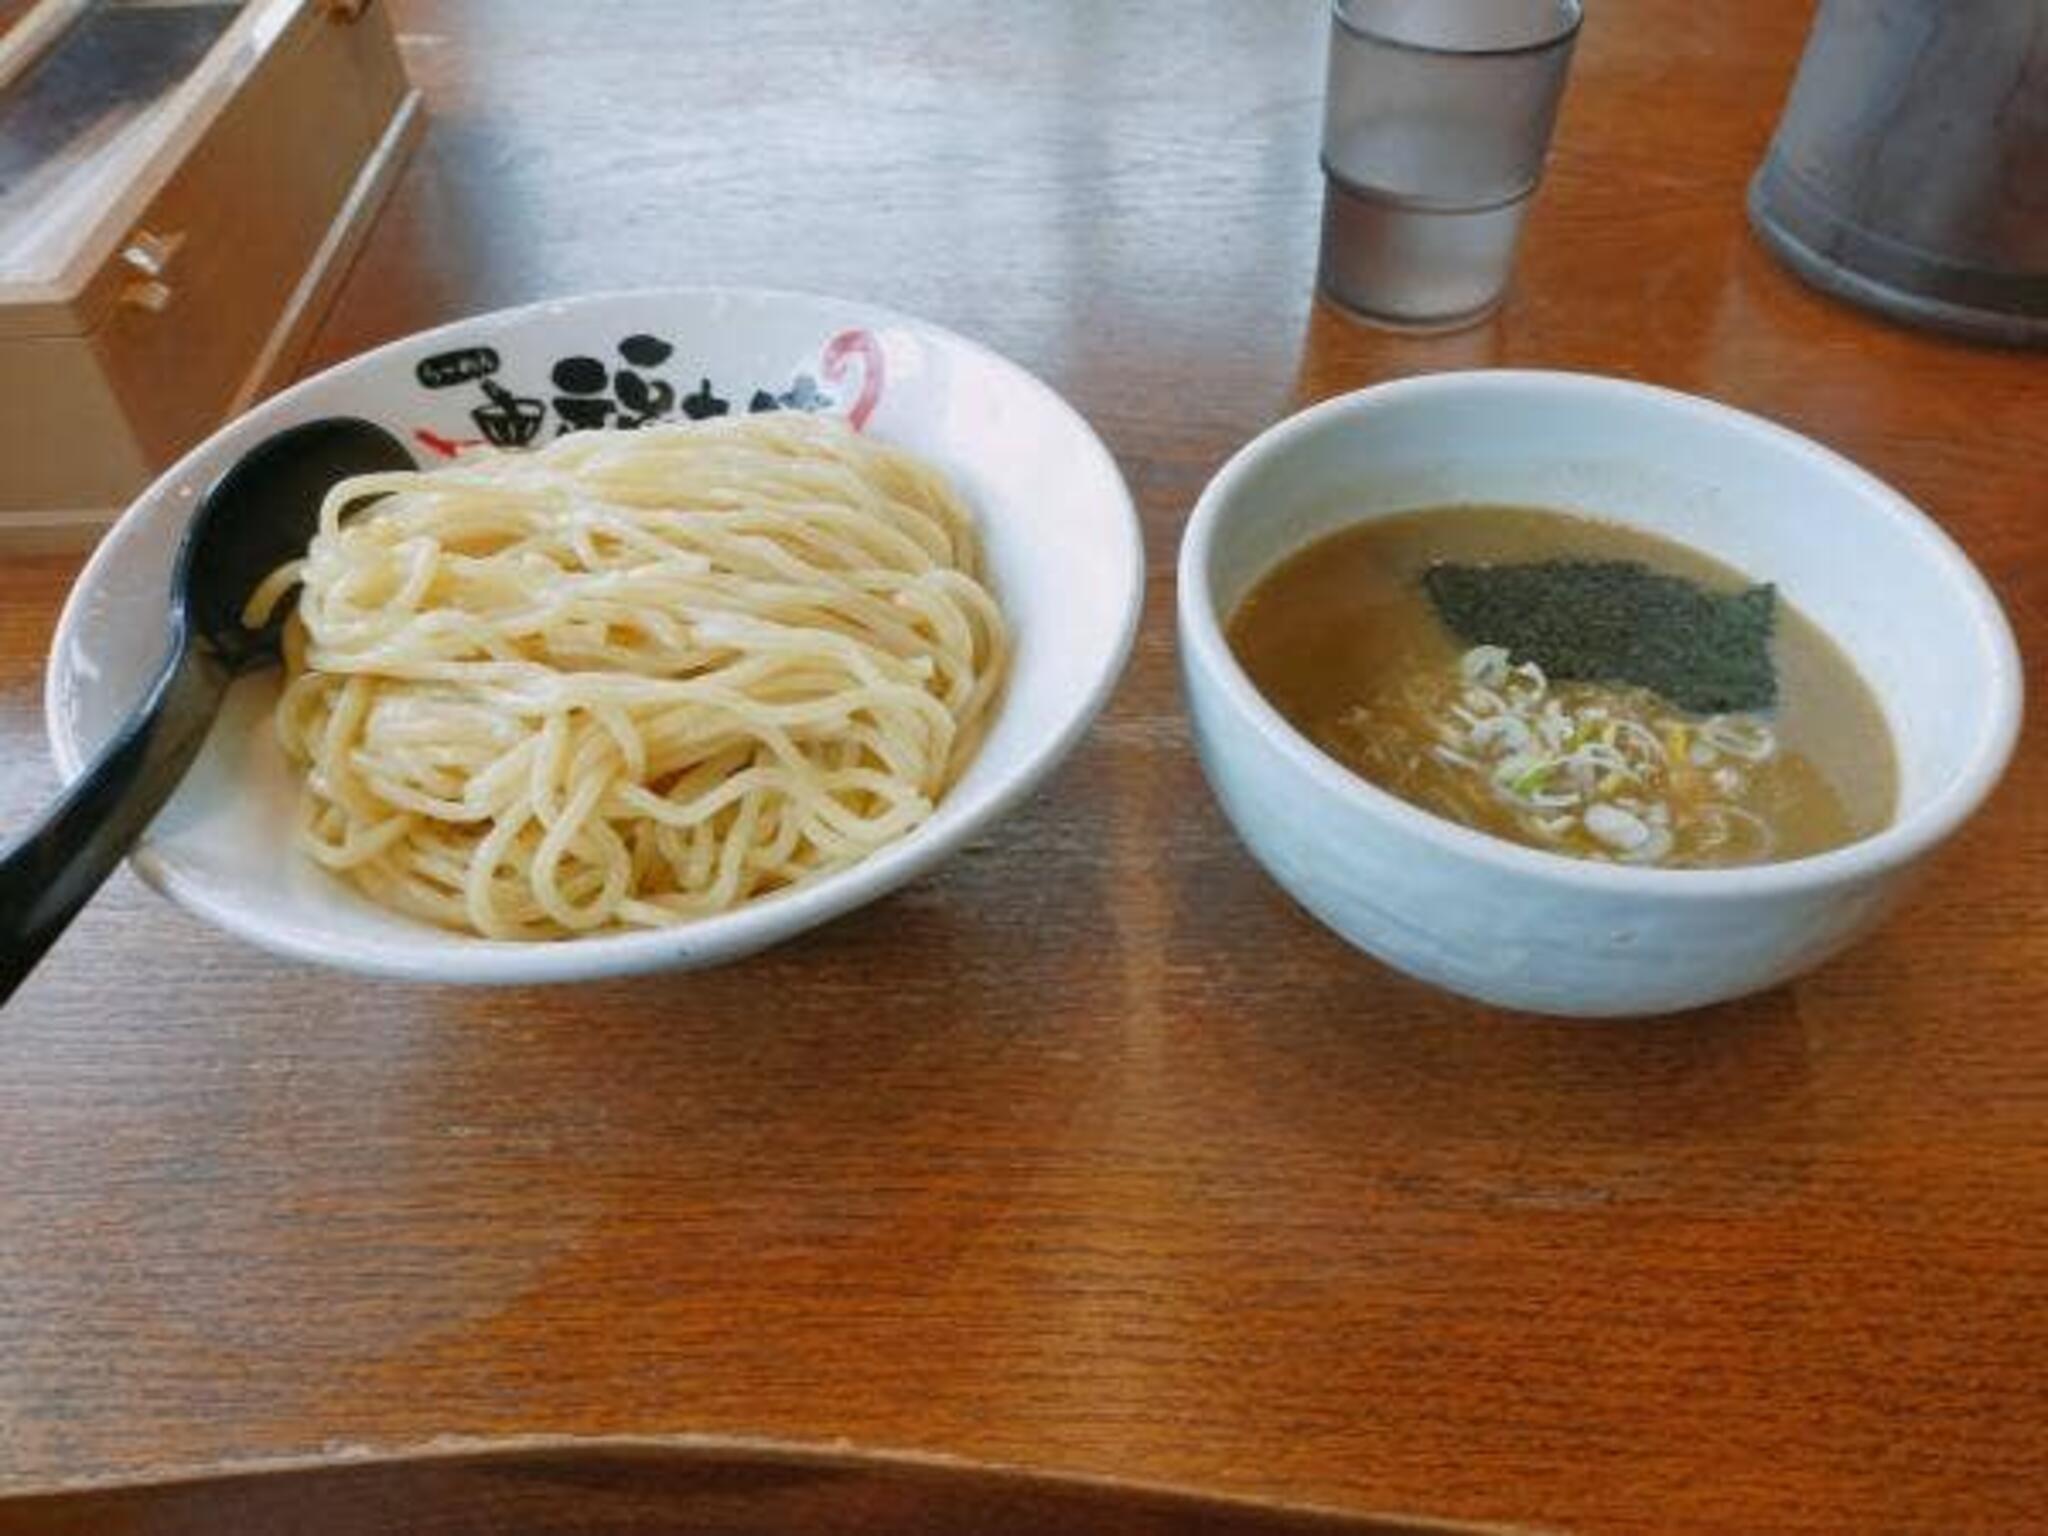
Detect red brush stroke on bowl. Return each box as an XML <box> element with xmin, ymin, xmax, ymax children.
<box><xmin>823</xmin><ymin>329</ymin><xmax>884</xmax><ymax>430</ymax></box>
<box><xmin>415</xmin><ymin>428</ymin><xmax>481</xmax><ymax>459</ymax></box>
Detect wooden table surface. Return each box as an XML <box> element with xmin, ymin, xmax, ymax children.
<box><xmin>3</xmin><ymin>2</ymin><xmax>2044</xmax><ymax>1532</ymax></box>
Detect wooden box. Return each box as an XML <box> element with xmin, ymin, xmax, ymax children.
<box><xmin>0</xmin><ymin>0</ymin><xmax>420</xmax><ymax>547</ymax></box>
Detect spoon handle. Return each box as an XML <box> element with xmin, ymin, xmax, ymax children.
<box><xmin>0</xmin><ymin>634</ymin><xmax>229</xmax><ymax>1006</ymax></box>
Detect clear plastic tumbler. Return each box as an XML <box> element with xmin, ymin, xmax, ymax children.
<box><xmin>1319</xmin><ymin>0</ymin><xmax>1582</xmax><ymax>330</ymax></box>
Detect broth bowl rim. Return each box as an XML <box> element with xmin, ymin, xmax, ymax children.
<box><xmin>1177</xmin><ymin>368</ymin><xmax>2024</xmax><ymax>902</ymax></box>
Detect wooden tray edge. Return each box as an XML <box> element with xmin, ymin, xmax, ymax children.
<box><xmin>0</xmin><ymin>1434</ymin><xmax>1557</xmax><ymax>1536</ymax></box>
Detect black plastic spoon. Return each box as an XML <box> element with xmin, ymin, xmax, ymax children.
<box><xmin>0</xmin><ymin>418</ymin><xmax>414</xmax><ymax>1004</ymax></box>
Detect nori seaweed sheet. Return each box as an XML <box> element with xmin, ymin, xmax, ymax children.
<box><xmin>1421</xmin><ymin>560</ymin><xmax>1777</xmax><ymax>715</ymax></box>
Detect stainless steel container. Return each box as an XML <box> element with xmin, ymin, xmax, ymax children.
<box><xmin>1749</xmin><ymin>0</ymin><xmax>2048</xmax><ymax>346</ymax></box>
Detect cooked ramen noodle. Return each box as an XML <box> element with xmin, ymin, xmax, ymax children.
<box><xmin>247</xmin><ymin>413</ymin><xmax>1009</xmax><ymax>939</ymax></box>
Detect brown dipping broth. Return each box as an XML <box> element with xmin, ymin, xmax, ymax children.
<box><xmin>1226</xmin><ymin>506</ymin><xmax>1898</xmax><ymax>867</ymax></box>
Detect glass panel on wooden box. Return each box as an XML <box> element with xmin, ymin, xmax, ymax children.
<box><xmin>0</xmin><ymin>0</ymin><xmax>249</xmax><ymax>283</ymax></box>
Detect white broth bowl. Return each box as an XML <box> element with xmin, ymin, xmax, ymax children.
<box><xmin>1177</xmin><ymin>371</ymin><xmax>2022</xmax><ymax>1017</ymax></box>
<box><xmin>45</xmin><ymin>288</ymin><xmax>1142</xmax><ymax>984</ymax></box>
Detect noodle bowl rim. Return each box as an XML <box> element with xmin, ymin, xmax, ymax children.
<box><xmin>45</xmin><ymin>287</ymin><xmax>1145</xmax><ymax>981</ymax></box>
